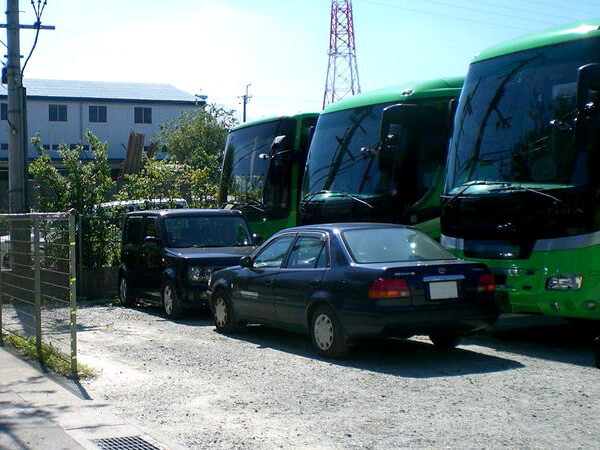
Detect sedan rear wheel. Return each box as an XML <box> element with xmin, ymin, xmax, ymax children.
<box><xmin>429</xmin><ymin>332</ymin><xmax>463</xmax><ymax>349</ymax></box>
<box><xmin>310</xmin><ymin>304</ymin><xmax>349</xmax><ymax>358</ymax></box>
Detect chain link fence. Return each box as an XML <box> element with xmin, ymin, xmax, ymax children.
<box><xmin>0</xmin><ymin>212</ymin><xmax>77</xmax><ymax>376</ymax></box>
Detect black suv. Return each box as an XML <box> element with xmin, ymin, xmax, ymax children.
<box><xmin>118</xmin><ymin>209</ymin><xmax>256</xmax><ymax>318</ymax></box>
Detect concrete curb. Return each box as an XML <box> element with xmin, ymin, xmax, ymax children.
<box><xmin>0</xmin><ymin>347</ymin><xmax>184</xmax><ymax>450</ymax></box>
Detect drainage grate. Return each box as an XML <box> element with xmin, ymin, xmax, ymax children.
<box><xmin>92</xmin><ymin>436</ymin><xmax>161</xmax><ymax>450</ymax></box>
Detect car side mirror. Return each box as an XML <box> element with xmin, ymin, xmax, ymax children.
<box><xmin>577</xmin><ymin>63</ymin><xmax>600</xmax><ymax>115</ymax></box>
<box><xmin>252</xmin><ymin>233</ymin><xmax>263</xmax><ymax>245</ymax></box>
<box><xmin>143</xmin><ymin>235</ymin><xmax>162</xmax><ymax>248</ymax></box>
<box><xmin>240</xmin><ymin>256</ymin><xmax>253</xmax><ymax>268</ymax></box>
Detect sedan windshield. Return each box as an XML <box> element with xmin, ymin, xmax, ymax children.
<box><xmin>444</xmin><ymin>37</ymin><xmax>600</xmax><ymax>193</ymax></box>
<box><xmin>164</xmin><ymin>216</ymin><xmax>252</xmax><ymax>248</ymax></box>
<box><xmin>342</xmin><ymin>228</ymin><xmax>455</xmax><ymax>264</ymax></box>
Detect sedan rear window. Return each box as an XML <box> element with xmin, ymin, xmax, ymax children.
<box><xmin>342</xmin><ymin>228</ymin><xmax>455</xmax><ymax>264</ymax></box>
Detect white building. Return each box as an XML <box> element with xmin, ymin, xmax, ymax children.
<box><xmin>0</xmin><ymin>79</ymin><xmax>203</xmax><ymax>211</ymax></box>
<box><xmin>0</xmin><ymin>79</ymin><xmax>202</xmax><ymax>166</ymax></box>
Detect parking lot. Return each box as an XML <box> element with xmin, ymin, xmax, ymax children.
<box><xmin>76</xmin><ymin>304</ymin><xmax>599</xmax><ymax>449</ymax></box>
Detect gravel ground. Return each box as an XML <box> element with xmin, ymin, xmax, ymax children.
<box><xmin>76</xmin><ymin>303</ymin><xmax>600</xmax><ymax>449</ymax></box>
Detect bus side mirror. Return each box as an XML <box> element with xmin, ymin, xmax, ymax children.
<box><xmin>577</xmin><ymin>63</ymin><xmax>600</xmax><ymax>115</ymax></box>
<box><xmin>448</xmin><ymin>98</ymin><xmax>459</xmax><ymax>135</ymax></box>
<box><xmin>378</xmin><ymin>104</ymin><xmax>417</xmax><ymax>170</ymax></box>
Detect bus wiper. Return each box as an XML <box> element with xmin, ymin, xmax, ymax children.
<box><xmin>444</xmin><ymin>180</ymin><xmax>510</xmax><ymax>208</ymax></box>
<box><xmin>491</xmin><ymin>184</ymin><xmax>563</xmax><ymax>204</ymax></box>
<box><xmin>226</xmin><ymin>201</ymin><xmax>265</xmax><ymax>213</ymax></box>
<box><xmin>301</xmin><ymin>190</ymin><xmax>374</xmax><ymax>208</ymax></box>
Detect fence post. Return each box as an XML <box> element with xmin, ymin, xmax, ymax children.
<box><xmin>77</xmin><ymin>214</ymin><xmax>83</xmax><ymax>298</ymax></box>
<box><xmin>34</xmin><ymin>218</ymin><xmax>42</xmax><ymax>356</ymax></box>
<box><xmin>69</xmin><ymin>213</ymin><xmax>78</xmax><ymax>377</ymax></box>
<box><xmin>0</xmin><ymin>229</ymin><xmax>3</xmax><ymax>347</ymax></box>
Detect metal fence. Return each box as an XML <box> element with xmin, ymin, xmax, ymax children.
<box><xmin>0</xmin><ymin>212</ymin><xmax>77</xmax><ymax>375</ymax></box>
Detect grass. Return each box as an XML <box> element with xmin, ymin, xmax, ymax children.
<box><xmin>1</xmin><ymin>332</ymin><xmax>96</xmax><ymax>379</ymax></box>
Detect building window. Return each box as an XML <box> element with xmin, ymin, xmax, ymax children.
<box><xmin>82</xmin><ymin>145</ymin><xmax>90</xmax><ymax>151</ymax></box>
<box><xmin>49</xmin><ymin>104</ymin><xmax>67</xmax><ymax>122</ymax></box>
<box><xmin>0</xmin><ymin>143</ymin><xmax>8</xmax><ymax>150</ymax></box>
<box><xmin>134</xmin><ymin>107</ymin><xmax>152</xmax><ymax>124</ymax></box>
<box><xmin>42</xmin><ymin>144</ymin><xmax>50</xmax><ymax>150</ymax></box>
<box><xmin>89</xmin><ymin>105</ymin><xmax>107</xmax><ymax>123</ymax></box>
<box><xmin>1</xmin><ymin>103</ymin><xmax>6</xmax><ymax>121</ymax></box>
<box><xmin>51</xmin><ymin>144</ymin><xmax>59</xmax><ymax>151</ymax></box>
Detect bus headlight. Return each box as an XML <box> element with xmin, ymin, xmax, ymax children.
<box><xmin>546</xmin><ymin>274</ymin><xmax>583</xmax><ymax>290</ymax></box>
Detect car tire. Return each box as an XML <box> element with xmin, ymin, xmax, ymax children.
<box><xmin>162</xmin><ymin>281</ymin><xmax>184</xmax><ymax>319</ymax></box>
<box><xmin>310</xmin><ymin>304</ymin><xmax>349</xmax><ymax>358</ymax></box>
<box><xmin>212</xmin><ymin>291</ymin><xmax>240</xmax><ymax>334</ymax></box>
<box><xmin>118</xmin><ymin>274</ymin><xmax>135</xmax><ymax>307</ymax></box>
<box><xmin>429</xmin><ymin>332</ymin><xmax>463</xmax><ymax>349</ymax></box>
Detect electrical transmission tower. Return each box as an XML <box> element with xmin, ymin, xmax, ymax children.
<box><xmin>323</xmin><ymin>0</ymin><xmax>361</xmax><ymax>109</ymax></box>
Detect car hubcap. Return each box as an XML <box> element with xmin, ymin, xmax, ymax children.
<box><xmin>214</xmin><ymin>298</ymin><xmax>227</xmax><ymax>327</ymax></box>
<box><xmin>119</xmin><ymin>278</ymin><xmax>127</xmax><ymax>303</ymax></box>
<box><xmin>314</xmin><ymin>313</ymin><xmax>334</xmax><ymax>351</ymax></box>
<box><xmin>164</xmin><ymin>285</ymin><xmax>173</xmax><ymax>315</ymax></box>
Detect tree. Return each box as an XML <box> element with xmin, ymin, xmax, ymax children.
<box><xmin>29</xmin><ymin>131</ymin><xmax>119</xmax><ymax>268</ymax></box>
<box><xmin>156</xmin><ymin>104</ymin><xmax>237</xmax><ymax>181</ymax></box>
<box><xmin>117</xmin><ymin>155</ymin><xmax>217</xmax><ymax>209</ymax></box>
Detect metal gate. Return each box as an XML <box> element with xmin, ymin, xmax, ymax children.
<box><xmin>0</xmin><ymin>212</ymin><xmax>77</xmax><ymax>376</ymax></box>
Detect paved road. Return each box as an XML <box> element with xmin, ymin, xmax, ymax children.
<box><xmin>77</xmin><ymin>304</ymin><xmax>600</xmax><ymax>449</ymax></box>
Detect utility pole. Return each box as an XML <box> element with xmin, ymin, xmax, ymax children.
<box><xmin>240</xmin><ymin>83</ymin><xmax>252</xmax><ymax>122</ymax></box>
<box><xmin>6</xmin><ymin>0</ymin><xmax>26</xmax><ymax>213</ymax></box>
<box><xmin>3</xmin><ymin>0</ymin><xmax>54</xmax><ymax>212</ymax></box>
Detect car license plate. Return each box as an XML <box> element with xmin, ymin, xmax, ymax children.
<box><xmin>429</xmin><ymin>281</ymin><xmax>458</xmax><ymax>300</ymax></box>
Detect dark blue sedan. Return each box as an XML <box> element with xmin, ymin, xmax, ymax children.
<box><xmin>209</xmin><ymin>223</ymin><xmax>499</xmax><ymax>358</ymax></box>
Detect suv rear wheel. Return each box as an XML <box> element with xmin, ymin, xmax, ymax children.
<box><xmin>118</xmin><ymin>275</ymin><xmax>134</xmax><ymax>307</ymax></box>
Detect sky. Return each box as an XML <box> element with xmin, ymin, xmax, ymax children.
<box><xmin>13</xmin><ymin>0</ymin><xmax>600</xmax><ymax>122</ymax></box>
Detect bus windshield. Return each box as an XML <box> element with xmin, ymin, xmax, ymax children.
<box><xmin>303</xmin><ymin>103</ymin><xmax>449</xmax><ymax>203</ymax></box>
<box><xmin>302</xmin><ymin>104</ymin><xmax>389</xmax><ymax>197</ymax></box>
<box><xmin>220</xmin><ymin>119</ymin><xmax>296</xmax><ymax>210</ymax></box>
<box><xmin>444</xmin><ymin>37</ymin><xmax>600</xmax><ymax>194</ymax></box>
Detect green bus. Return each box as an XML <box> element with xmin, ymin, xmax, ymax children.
<box><xmin>219</xmin><ymin>113</ymin><xmax>319</xmax><ymax>238</ymax></box>
<box><xmin>441</xmin><ymin>19</ymin><xmax>600</xmax><ymax>320</ymax></box>
<box><xmin>299</xmin><ymin>78</ymin><xmax>463</xmax><ymax>239</ymax></box>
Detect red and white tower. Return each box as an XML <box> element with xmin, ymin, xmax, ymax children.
<box><xmin>323</xmin><ymin>0</ymin><xmax>361</xmax><ymax>109</ymax></box>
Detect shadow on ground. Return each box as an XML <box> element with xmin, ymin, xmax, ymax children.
<box><xmin>466</xmin><ymin>314</ymin><xmax>598</xmax><ymax>368</ymax></box>
<box><xmin>223</xmin><ymin>324</ymin><xmax>524</xmax><ymax>378</ymax></box>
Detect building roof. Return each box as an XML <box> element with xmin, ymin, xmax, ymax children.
<box><xmin>473</xmin><ymin>19</ymin><xmax>600</xmax><ymax>63</ymax></box>
<box><xmin>322</xmin><ymin>77</ymin><xmax>464</xmax><ymax>115</ymax></box>
<box><xmin>0</xmin><ymin>79</ymin><xmax>199</xmax><ymax>105</ymax></box>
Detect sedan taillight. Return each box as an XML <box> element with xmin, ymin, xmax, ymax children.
<box><xmin>368</xmin><ymin>278</ymin><xmax>411</xmax><ymax>299</ymax></box>
<box><xmin>477</xmin><ymin>273</ymin><xmax>495</xmax><ymax>293</ymax></box>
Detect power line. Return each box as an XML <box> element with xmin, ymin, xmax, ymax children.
<box><xmin>466</xmin><ymin>0</ymin><xmax>577</xmax><ymax>23</ymax></box>
<box><xmin>410</xmin><ymin>0</ymin><xmax>557</xmax><ymax>26</ymax></box>
<box><xmin>523</xmin><ymin>0</ymin><xmax>600</xmax><ymax>17</ymax></box>
<box><xmin>356</xmin><ymin>0</ymin><xmax>535</xmax><ymax>32</ymax></box>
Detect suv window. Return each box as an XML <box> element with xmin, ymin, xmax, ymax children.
<box><xmin>286</xmin><ymin>236</ymin><xmax>326</xmax><ymax>269</ymax></box>
<box><xmin>124</xmin><ymin>217</ymin><xmax>144</xmax><ymax>247</ymax></box>
<box><xmin>254</xmin><ymin>235</ymin><xmax>295</xmax><ymax>268</ymax></box>
<box><xmin>145</xmin><ymin>217</ymin><xmax>159</xmax><ymax>238</ymax></box>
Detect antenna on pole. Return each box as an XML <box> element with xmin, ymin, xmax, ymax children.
<box><xmin>239</xmin><ymin>83</ymin><xmax>252</xmax><ymax>122</ymax></box>
<box><xmin>323</xmin><ymin>0</ymin><xmax>361</xmax><ymax>109</ymax></box>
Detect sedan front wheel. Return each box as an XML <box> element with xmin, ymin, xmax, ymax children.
<box><xmin>310</xmin><ymin>304</ymin><xmax>349</xmax><ymax>358</ymax></box>
<box><xmin>212</xmin><ymin>292</ymin><xmax>239</xmax><ymax>333</ymax></box>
